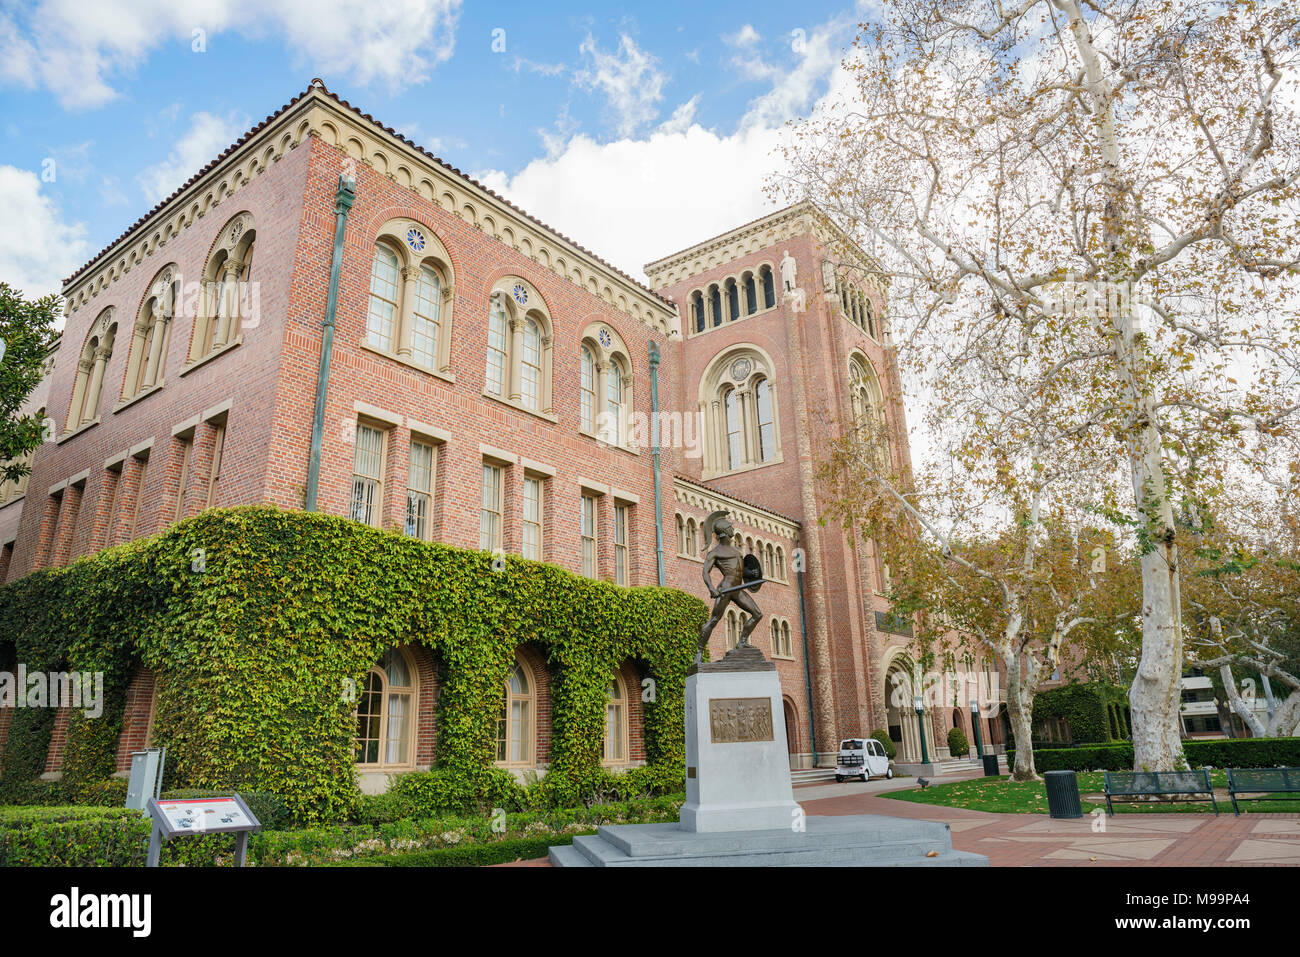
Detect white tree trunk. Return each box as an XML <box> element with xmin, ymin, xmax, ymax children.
<box><xmin>1219</xmin><ymin>665</ymin><xmax>1267</xmax><ymax>738</ymax></box>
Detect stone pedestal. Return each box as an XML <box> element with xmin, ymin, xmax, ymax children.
<box><xmin>680</xmin><ymin>644</ymin><xmax>801</xmax><ymax>833</ymax></box>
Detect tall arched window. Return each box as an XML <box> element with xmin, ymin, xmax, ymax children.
<box><xmin>724</xmin><ymin>389</ymin><xmax>743</xmax><ymax>470</ymax></box>
<box><xmin>709</xmin><ymin>284</ymin><xmax>723</xmax><ymax>328</ymax></box>
<box><xmin>355</xmin><ymin>647</ymin><xmax>416</xmax><ymax>768</ymax></box>
<box><xmin>776</xmin><ymin>546</ymin><xmax>786</xmax><ymax>580</ymax></box>
<box><xmin>411</xmin><ymin>264</ymin><xmax>443</xmax><ymax>369</ymax></box>
<box><xmin>849</xmin><ymin>355</ymin><xmax>888</xmax><ymax>466</ymax></box>
<box><xmin>725</xmin><ymin>278</ymin><xmax>740</xmax><ymax>321</ymax></box>
<box><xmin>366</xmin><ymin>244</ymin><xmax>401</xmax><ymax>351</ymax></box>
<box><xmin>496</xmin><ymin>656</ymin><xmax>533</xmax><ymax>767</ymax></box>
<box><xmin>692</xmin><ymin>290</ymin><xmax>706</xmax><ymax>333</ymax></box>
<box><xmin>760</xmin><ymin>265</ymin><xmax>775</xmax><ymax>308</ymax></box>
<box><xmin>486</xmin><ymin>281</ymin><xmax>553</xmax><ymax>415</ymax></box>
<box><xmin>743</xmin><ymin>272</ymin><xmax>758</xmax><ymax>315</ymax></box>
<box><xmin>686</xmin><ymin>518</ymin><xmax>698</xmax><ymax>557</ymax></box>
<box><xmin>123</xmin><ymin>267</ymin><xmax>177</xmax><ymax>403</ymax></box>
<box><xmin>701</xmin><ymin>347</ymin><xmax>782</xmax><ymax>477</ymax></box>
<box><xmin>581</xmin><ymin>344</ymin><xmax>597</xmax><ymax>432</ymax></box>
<box><xmin>676</xmin><ymin>514</ymin><xmax>686</xmax><ymax>554</ymax></box>
<box><xmin>580</xmin><ymin>324</ymin><xmax>635</xmax><ymax>450</ymax></box>
<box><xmin>67</xmin><ymin>309</ymin><xmax>117</xmax><ymax>431</ymax></box>
<box><xmin>190</xmin><ymin>212</ymin><xmax>255</xmax><ymax>363</ymax></box>
<box><xmin>359</xmin><ymin>221</ymin><xmax>455</xmax><ymax>372</ymax></box>
<box><xmin>602</xmin><ymin>673</ymin><xmax>629</xmax><ymax>766</ymax></box>
<box><xmin>520</xmin><ymin>316</ymin><xmax>543</xmax><ymax>411</ymax></box>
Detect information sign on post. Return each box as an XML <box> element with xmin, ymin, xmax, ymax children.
<box><xmin>144</xmin><ymin>794</ymin><xmax>261</xmax><ymax>867</ymax></box>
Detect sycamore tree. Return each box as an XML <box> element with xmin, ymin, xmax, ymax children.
<box><xmin>820</xmin><ymin>398</ymin><xmax>1116</xmax><ymax>780</ymax></box>
<box><xmin>0</xmin><ymin>282</ymin><xmax>60</xmax><ymax>484</ymax></box>
<box><xmin>777</xmin><ymin>0</ymin><xmax>1300</xmax><ymax>771</ymax></box>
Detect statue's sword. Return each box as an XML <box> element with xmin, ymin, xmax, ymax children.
<box><xmin>716</xmin><ymin>579</ymin><xmax>774</xmax><ymax>595</ymax></box>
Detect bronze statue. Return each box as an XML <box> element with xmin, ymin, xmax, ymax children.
<box><xmin>697</xmin><ymin>510</ymin><xmax>766</xmax><ymax>659</ymax></box>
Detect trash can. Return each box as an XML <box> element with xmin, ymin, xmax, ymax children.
<box><xmin>982</xmin><ymin>753</ymin><xmax>1000</xmax><ymax>777</ymax></box>
<box><xmin>1044</xmin><ymin>770</ymin><xmax>1083</xmax><ymax>818</ymax></box>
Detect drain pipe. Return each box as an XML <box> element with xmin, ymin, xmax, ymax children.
<box><xmin>796</xmin><ymin>530</ymin><xmax>818</xmax><ymax>767</ymax></box>
<box><xmin>649</xmin><ymin>340</ymin><xmax>666</xmax><ymax>586</ymax></box>
<box><xmin>305</xmin><ymin>172</ymin><xmax>356</xmax><ymax>512</ymax></box>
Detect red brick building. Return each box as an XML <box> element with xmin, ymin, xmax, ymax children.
<box><xmin>2</xmin><ymin>81</ymin><xmax>999</xmax><ymax>788</ymax></box>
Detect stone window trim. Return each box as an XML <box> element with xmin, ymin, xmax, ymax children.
<box><xmin>361</xmin><ymin>220</ymin><xmax>457</xmax><ymax>379</ymax></box>
<box><xmin>119</xmin><ymin>265</ymin><xmax>180</xmax><ymax>407</ymax></box>
<box><xmin>578</xmin><ymin>322</ymin><xmax>638</xmax><ymax>453</ymax></box>
<box><xmin>66</xmin><ymin>307</ymin><xmax>118</xmax><ymax>434</ymax></box>
<box><xmin>483</xmin><ymin>277</ymin><xmax>554</xmax><ymax>418</ymax></box>
<box><xmin>353</xmin><ymin>645</ymin><xmax>419</xmax><ymax>771</ymax></box>
<box><xmin>186</xmin><ymin>211</ymin><xmax>257</xmax><ymax>365</ymax></box>
<box><xmin>602</xmin><ymin>669</ymin><xmax>631</xmax><ymax>767</ymax></box>
<box><xmin>698</xmin><ymin>344</ymin><xmax>784</xmax><ymax>479</ymax></box>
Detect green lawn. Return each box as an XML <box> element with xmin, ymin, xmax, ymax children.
<box><xmin>880</xmin><ymin>772</ymin><xmax>1300</xmax><ymax>815</ymax></box>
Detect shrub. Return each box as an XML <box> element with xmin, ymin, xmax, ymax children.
<box><xmin>870</xmin><ymin>730</ymin><xmax>896</xmax><ymax>760</ymax></box>
<box><xmin>947</xmin><ymin>727</ymin><xmax>970</xmax><ymax>759</ymax></box>
<box><xmin>0</xmin><ymin>807</ymin><xmax>150</xmax><ymax>866</ymax></box>
<box><xmin>1007</xmin><ymin>737</ymin><xmax>1300</xmax><ymax>773</ymax></box>
<box><xmin>354</xmin><ymin>835</ymin><xmax>576</xmax><ymax>867</ymax></box>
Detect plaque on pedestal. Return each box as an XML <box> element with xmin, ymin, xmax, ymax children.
<box><xmin>680</xmin><ymin>645</ymin><xmax>801</xmax><ymax>833</ymax></box>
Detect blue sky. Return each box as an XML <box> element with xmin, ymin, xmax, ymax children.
<box><xmin>0</xmin><ymin>0</ymin><xmax>876</xmax><ymax>300</ymax></box>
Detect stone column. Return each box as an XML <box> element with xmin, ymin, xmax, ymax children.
<box><xmin>143</xmin><ymin>303</ymin><xmax>168</xmax><ymax>387</ymax></box>
<box><xmin>213</xmin><ymin>259</ymin><xmax>244</xmax><ymax>348</ymax></box>
<box><xmin>68</xmin><ymin>358</ymin><xmax>93</xmax><ymax>427</ymax></box>
<box><xmin>82</xmin><ymin>347</ymin><xmax>110</xmax><ymax>424</ymax></box>
<box><xmin>397</xmin><ymin>266</ymin><xmax>420</xmax><ymax>358</ymax></box>
<box><xmin>507</xmin><ymin>316</ymin><xmax>523</xmax><ymax>403</ymax></box>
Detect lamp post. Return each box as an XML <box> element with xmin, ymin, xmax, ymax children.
<box><xmin>914</xmin><ymin>695</ymin><xmax>929</xmax><ymax>765</ymax></box>
<box><xmin>970</xmin><ymin>698</ymin><xmax>984</xmax><ymax>758</ymax></box>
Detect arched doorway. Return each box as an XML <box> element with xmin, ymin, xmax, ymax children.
<box><xmin>884</xmin><ymin>658</ymin><xmax>921</xmax><ymax>763</ymax></box>
<box><xmin>782</xmin><ymin>698</ymin><xmax>798</xmax><ymax>768</ymax></box>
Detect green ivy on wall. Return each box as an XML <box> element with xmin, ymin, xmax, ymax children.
<box><xmin>0</xmin><ymin>507</ymin><xmax>706</xmax><ymax>823</ymax></box>
<box><xmin>1032</xmin><ymin>682</ymin><xmax>1130</xmax><ymax>745</ymax></box>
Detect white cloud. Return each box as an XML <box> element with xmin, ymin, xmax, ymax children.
<box><xmin>573</xmin><ymin>33</ymin><xmax>669</xmax><ymax>138</ymax></box>
<box><xmin>658</xmin><ymin>95</ymin><xmax>701</xmax><ymax>135</ymax></box>
<box><xmin>0</xmin><ymin>165</ymin><xmax>89</xmax><ymax>299</ymax></box>
<box><xmin>0</xmin><ymin>0</ymin><xmax>462</xmax><ymax>110</ymax></box>
<box><xmin>137</xmin><ymin>111</ymin><xmax>249</xmax><ymax>204</ymax></box>
<box><xmin>725</xmin><ymin>25</ymin><xmax>761</xmax><ymax>48</ymax></box>
<box><xmin>735</xmin><ymin>19</ymin><xmax>853</xmax><ymax>131</ymax></box>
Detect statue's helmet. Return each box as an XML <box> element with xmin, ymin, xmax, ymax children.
<box><xmin>702</xmin><ymin>510</ymin><xmax>733</xmax><ymax>544</ymax></box>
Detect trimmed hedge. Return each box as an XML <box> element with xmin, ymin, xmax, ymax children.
<box><xmin>0</xmin><ymin>794</ymin><xmax>684</xmax><ymax>866</ymax></box>
<box><xmin>1008</xmin><ymin>736</ymin><xmax>1300</xmax><ymax>773</ymax></box>
<box><xmin>0</xmin><ymin>507</ymin><xmax>705</xmax><ymax>823</ymax></box>
<box><xmin>350</xmin><ymin>835</ymin><xmax>574</xmax><ymax>867</ymax></box>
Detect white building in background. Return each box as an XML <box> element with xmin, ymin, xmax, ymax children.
<box><xmin>1179</xmin><ymin>674</ymin><xmax>1280</xmax><ymax>739</ymax></box>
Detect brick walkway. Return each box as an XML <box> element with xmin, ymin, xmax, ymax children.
<box><xmin>801</xmin><ymin>786</ymin><xmax>1300</xmax><ymax>866</ymax></box>
<box><xmin>503</xmin><ymin>775</ymin><xmax>1300</xmax><ymax>867</ymax></box>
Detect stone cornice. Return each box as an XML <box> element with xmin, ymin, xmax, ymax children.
<box><xmin>62</xmin><ymin>83</ymin><xmax>680</xmax><ymax>337</ymax></box>
<box><xmin>644</xmin><ymin>201</ymin><xmax>887</xmax><ymax>301</ymax></box>
<box><xmin>672</xmin><ymin>475</ymin><xmax>800</xmax><ymax>542</ymax></box>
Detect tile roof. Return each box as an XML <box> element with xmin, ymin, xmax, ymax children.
<box><xmin>62</xmin><ymin>79</ymin><xmax>677</xmax><ymax>310</ymax></box>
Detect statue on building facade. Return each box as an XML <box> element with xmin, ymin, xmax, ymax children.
<box><xmin>779</xmin><ymin>250</ymin><xmax>798</xmax><ymax>292</ymax></box>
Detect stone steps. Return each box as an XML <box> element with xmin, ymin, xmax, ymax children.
<box><xmin>548</xmin><ymin>813</ymin><xmax>989</xmax><ymax>868</ymax></box>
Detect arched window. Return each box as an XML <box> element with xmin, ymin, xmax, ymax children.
<box><xmin>770</xmin><ymin>619</ymin><xmax>780</xmax><ymax>655</ymax></box>
<box><xmin>686</xmin><ymin>518</ymin><xmax>698</xmax><ymax>557</ymax></box>
<box><xmin>581</xmin><ymin>344</ymin><xmax>597</xmax><ymax>432</ymax></box>
<box><xmin>724</xmin><ymin>389</ymin><xmax>743</xmax><ymax>470</ymax></box>
<box><xmin>760</xmin><ymin>265</ymin><xmax>775</xmax><ymax>308</ymax></box>
<box><xmin>366</xmin><ymin>244</ymin><xmax>401</xmax><ymax>351</ymax></box>
<box><xmin>410</xmin><ymin>264</ymin><xmax>443</xmax><ymax>369</ymax></box>
<box><xmin>487</xmin><ymin>293</ymin><xmax>510</xmax><ymax>396</ymax></box>
<box><xmin>359</xmin><ymin>221</ymin><xmax>455</xmax><ymax>372</ymax></box>
<box><xmin>701</xmin><ymin>347</ymin><xmax>782</xmax><ymax>476</ymax></box>
<box><xmin>850</xmin><ymin>355</ymin><xmax>888</xmax><ymax>466</ymax></box>
<box><xmin>190</xmin><ymin>212</ymin><xmax>255</xmax><ymax>363</ymax></box>
<box><xmin>496</xmin><ymin>656</ymin><xmax>533</xmax><ymax>767</ymax></box>
<box><xmin>602</xmin><ymin>673</ymin><xmax>629</xmax><ymax>766</ymax></box>
<box><xmin>692</xmin><ymin>291</ymin><xmax>706</xmax><ymax>333</ymax></box>
<box><xmin>781</xmin><ymin>621</ymin><xmax>792</xmax><ymax>657</ymax></box>
<box><xmin>776</xmin><ymin>546</ymin><xmax>786</xmax><ymax>580</ymax></box>
<box><xmin>743</xmin><ymin>272</ymin><xmax>758</xmax><ymax>315</ymax></box>
<box><xmin>355</xmin><ymin>647</ymin><xmax>416</xmax><ymax>768</ymax></box>
<box><xmin>486</xmin><ymin>281</ymin><xmax>553</xmax><ymax>415</ymax></box>
<box><xmin>709</xmin><ymin>284</ymin><xmax>723</xmax><ymax>328</ymax></box>
<box><xmin>521</xmin><ymin>316</ymin><xmax>543</xmax><ymax>411</ymax></box>
<box><xmin>67</xmin><ymin>309</ymin><xmax>117</xmax><ymax>431</ymax></box>
<box><xmin>676</xmin><ymin>514</ymin><xmax>686</xmax><ymax>554</ymax></box>
<box><xmin>580</xmin><ymin>324</ymin><xmax>635</xmax><ymax>450</ymax></box>
<box><xmin>765</xmin><ymin>543</ymin><xmax>775</xmax><ymax>576</ymax></box>
<box><xmin>605</xmin><ymin>355</ymin><xmax>626</xmax><ymax>445</ymax></box>
<box><xmin>123</xmin><ymin>267</ymin><xmax>177</xmax><ymax>403</ymax></box>
<box><xmin>725</xmin><ymin>278</ymin><xmax>740</xmax><ymax>321</ymax></box>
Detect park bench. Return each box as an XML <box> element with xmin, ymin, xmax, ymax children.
<box><xmin>1102</xmin><ymin>769</ymin><xmax>1218</xmax><ymax>816</ymax></box>
<box><xmin>1226</xmin><ymin>768</ymin><xmax>1300</xmax><ymax>815</ymax></box>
